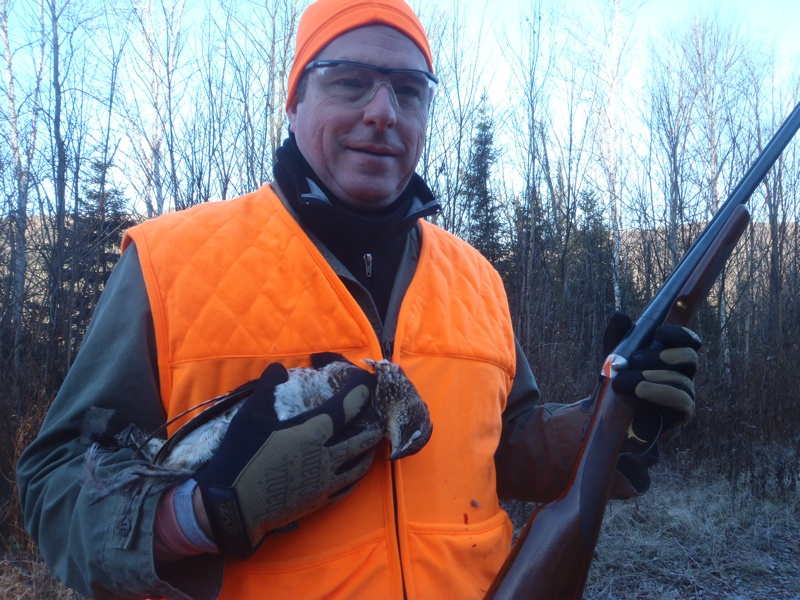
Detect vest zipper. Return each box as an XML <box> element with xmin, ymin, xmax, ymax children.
<box><xmin>392</xmin><ymin>464</ymin><xmax>409</xmax><ymax>599</ymax></box>
<box><xmin>363</xmin><ymin>253</ymin><xmax>373</xmax><ymax>278</ymax></box>
<box><xmin>385</xmin><ymin>342</ymin><xmax>406</xmax><ymax>598</ymax></box>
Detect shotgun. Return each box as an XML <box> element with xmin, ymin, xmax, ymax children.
<box><xmin>486</xmin><ymin>100</ymin><xmax>800</xmax><ymax>599</ymax></box>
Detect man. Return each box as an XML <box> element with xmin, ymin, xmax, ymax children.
<box><xmin>17</xmin><ymin>0</ymin><xmax>701</xmax><ymax>598</ymax></box>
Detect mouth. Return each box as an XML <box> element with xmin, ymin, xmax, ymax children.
<box><xmin>348</xmin><ymin>144</ymin><xmax>400</xmax><ymax>158</ymax></box>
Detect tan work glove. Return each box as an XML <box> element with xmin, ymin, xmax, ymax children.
<box><xmin>194</xmin><ymin>362</ymin><xmax>383</xmax><ymax>558</ymax></box>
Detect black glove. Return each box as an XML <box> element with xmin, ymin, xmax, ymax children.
<box><xmin>601</xmin><ymin>312</ymin><xmax>703</xmax><ymax>492</ymax></box>
<box><xmin>610</xmin><ymin>319</ymin><xmax>702</xmax><ymax>428</ymax></box>
<box><xmin>195</xmin><ymin>361</ymin><xmax>383</xmax><ymax>558</ymax></box>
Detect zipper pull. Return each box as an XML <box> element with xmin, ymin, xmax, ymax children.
<box><xmin>363</xmin><ymin>253</ymin><xmax>373</xmax><ymax>278</ymax></box>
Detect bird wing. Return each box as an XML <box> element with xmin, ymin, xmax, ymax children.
<box><xmin>153</xmin><ymin>381</ymin><xmax>256</xmax><ymax>466</ymax></box>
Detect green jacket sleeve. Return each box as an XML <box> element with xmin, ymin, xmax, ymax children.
<box><xmin>16</xmin><ymin>245</ymin><xmax>224</xmax><ymax>600</ymax></box>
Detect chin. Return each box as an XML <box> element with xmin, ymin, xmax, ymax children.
<box><xmin>337</xmin><ymin>172</ymin><xmax>412</xmax><ymax>207</ymax></box>
<box><xmin>339</xmin><ymin>186</ymin><xmax>402</xmax><ymax>209</ymax></box>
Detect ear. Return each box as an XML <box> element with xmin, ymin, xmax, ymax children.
<box><xmin>287</xmin><ymin>97</ymin><xmax>298</xmax><ymax>133</ymax></box>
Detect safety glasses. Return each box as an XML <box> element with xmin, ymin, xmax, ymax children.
<box><xmin>303</xmin><ymin>59</ymin><xmax>438</xmax><ymax>112</ymax></box>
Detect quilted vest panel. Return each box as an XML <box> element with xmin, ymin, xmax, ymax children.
<box><xmin>123</xmin><ymin>184</ymin><xmax>516</xmax><ymax>599</ymax></box>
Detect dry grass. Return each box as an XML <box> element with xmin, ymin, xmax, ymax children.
<box><xmin>0</xmin><ymin>405</ymin><xmax>86</xmax><ymax>600</ymax></box>
<box><xmin>501</xmin><ymin>461</ymin><xmax>799</xmax><ymax>599</ymax></box>
<box><xmin>585</xmin><ymin>465</ymin><xmax>800</xmax><ymax>599</ymax></box>
<box><xmin>3</xmin><ymin>464</ymin><xmax>798</xmax><ymax>599</ymax></box>
<box><xmin>0</xmin><ymin>499</ymin><xmax>82</xmax><ymax>599</ymax></box>
<box><xmin>0</xmin><ymin>555</ymin><xmax>81</xmax><ymax>600</ymax></box>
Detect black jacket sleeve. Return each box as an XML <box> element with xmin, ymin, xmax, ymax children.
<box><xmin>495</xmin><ymin>340</ymin><xmax>639</xmax><ymax>502</ymax></box>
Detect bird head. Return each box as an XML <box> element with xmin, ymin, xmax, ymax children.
<box><xmin>386</xmin><ymin>397</ymin><xmax>433</xmax><ymax>460</ymax></box>
<box><xmin>363</xmin><ymin>359</ymin><xmax>433</xmax><ymax>460</ymax></box>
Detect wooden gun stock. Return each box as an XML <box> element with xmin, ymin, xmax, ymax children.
<box><xmin>486</xmin><ymin>100</ymin><xmax>800</xmax><ymax>600</ymax></box>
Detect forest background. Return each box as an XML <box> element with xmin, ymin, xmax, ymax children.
<box><xmin>1</xmin><ymin>0</ymin><xmax>799</xmax><ymax>596</ymax></box>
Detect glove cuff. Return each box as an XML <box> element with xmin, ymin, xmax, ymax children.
<box><xmin>198</xmin><ymin>482</ymin><xmax>258</xmax><ymax>559</ymax></box>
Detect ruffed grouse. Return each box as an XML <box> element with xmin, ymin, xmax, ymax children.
<box><xmin>84</xmin><ymin>355</ymin><xmax>433</xmax><ymax>495</ymax></box>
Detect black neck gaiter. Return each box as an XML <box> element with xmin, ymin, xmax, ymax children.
<box><xmin>273</xmin><ymin>136</ymin><xmax>437</xmax><ymax>323</ymax></box>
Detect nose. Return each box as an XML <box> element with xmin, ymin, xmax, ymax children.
<box><xmin>362</xmin><ymin>81</ymin><xmax>397</xmax><ymax>130</ymax></box>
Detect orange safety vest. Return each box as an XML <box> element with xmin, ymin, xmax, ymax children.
<box><xmin>123</xmin><ymin>184</ymin><xmax>516</xmax><ymax>599</ymax></box>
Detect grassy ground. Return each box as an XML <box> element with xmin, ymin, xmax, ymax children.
<box><xmin>3</xmin><ymin>464</ymin><xmax>798</xmax><ymax>599</ymax></box>
<box><xmin>503</xmin><ymin>461</ymin><xmax>800</xmax><ymax>599</ymax></box>
<box><xmin>0</xmin><ymin>555</ymin><xmax>81</xmax><ymax>600</ymax></box>
<box><xmin>584</xmin><ymin>465</ymin><xmax>800</xmax><ymax>599</ymax></box>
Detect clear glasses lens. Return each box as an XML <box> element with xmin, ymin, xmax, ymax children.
<box><xmin>309</xmin><ymin>62</ymin><xmax>436</xmax><ymax>111</ymax></box>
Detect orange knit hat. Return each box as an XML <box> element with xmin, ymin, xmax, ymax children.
<box><xmin>286</xmin><ymin>0</ymin><xmax>434</xmax><ymax>110</ymax></box>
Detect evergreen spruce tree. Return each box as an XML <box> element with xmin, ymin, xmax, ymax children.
<box><xmin>63</xmin><ymin>160</ymin><xmax>133</xmax><ymax>357</ymax></box>
<box><xmin>463</xmin><ymin>95</ymin><xmax>508</xmax><ymax>275</ymax></box>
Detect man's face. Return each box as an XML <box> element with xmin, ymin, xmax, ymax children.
<box><xmin>288</xmin><ymin>26</ymin><xmax>431</xmax><ymax>209</ymax></box>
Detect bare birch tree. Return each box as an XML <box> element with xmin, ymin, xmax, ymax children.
<box><xmin>0</xmin><ymin>0</ymin><xmax>46</xmax><ymax>410</ymax></box>
<box><xmin>502</xmin><ymin>4</ymin><xmax>555</xmax><ymax>352</ymax></box>
<box><xmin>576</xmin><ymin>0</ymin><xmax>640</xmax><ymax>314</ymax></box>
<box><xmin>122</xmin><ymin>0</ymin><xmax>186</xmax><ymax>217</ymax></box>
<box><xmin>646</xmin><ymin>27</ymin><xmax>697</xmax><ymax>272</ymax></box>
<box><xmin>218</xmin><ymin>0</ymin><xmax>299</xmax><ymax>197</ymax></box>
<box><xmin>685</xmin><ymin>15</ymin><xmax>748</xmax><ymax>380</ymax></box>
<box><xmin>418</xmin><ymin>1</ymin><xmax>486</xmax><ymax>238</ymax></box>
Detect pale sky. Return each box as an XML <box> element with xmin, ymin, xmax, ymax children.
<box><xmin>474</xmin><ymin>0</ymin><xmax>800</xmax><ymax>54</ymax></box>
<box><xmin>431</xmin><ymin>0</ymin><xmax>800</xmax><ymax>74</ymax></box>
<box><xmin>421</xmin><ymin>0</ymin><xmax>800</xmax><ymax>128</ymax></box>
